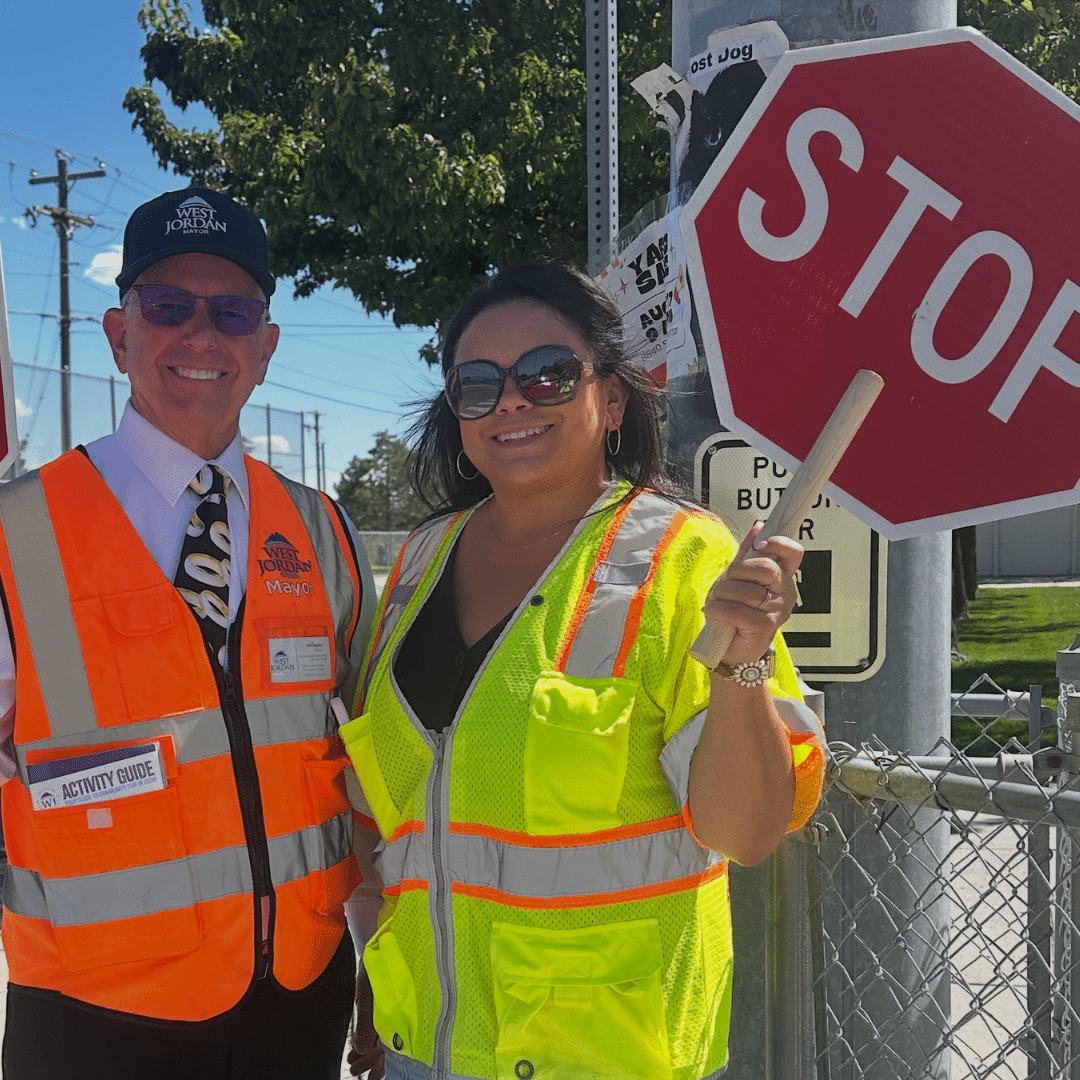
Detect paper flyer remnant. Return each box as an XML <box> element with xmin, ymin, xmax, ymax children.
<box><xmin>634</xmin><ymin>21</ymin><xmax>789</xmax><ymax>199</ymax></box>
<box><xmin>595</xmin><ymin>200</ymin><xmax>694</xmax><ymax>385</ymax></box>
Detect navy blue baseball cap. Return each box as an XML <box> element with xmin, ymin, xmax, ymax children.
<box><xmin>115</xmin><ymin>186</ymin><xmax>276</xmax><ymax>300</ymax></box>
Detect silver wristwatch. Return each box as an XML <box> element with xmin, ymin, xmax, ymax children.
<box><xmin>713</xmin><ymin>649</ymin><xmax>776</xmax><ymax>688</ymax></box>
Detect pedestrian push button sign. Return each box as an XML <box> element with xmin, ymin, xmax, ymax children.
<box><xmin>696</xmin><ymin>435</ymin><xmax>886</xmax><ymax>681</ymax></box>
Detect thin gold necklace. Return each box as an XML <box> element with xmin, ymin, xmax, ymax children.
<box><xmin>482</xmin><ymin>499</ymin><xmax>578</xmax><ymax>549</ymax></box>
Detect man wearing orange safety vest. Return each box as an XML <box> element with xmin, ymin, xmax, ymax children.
<box><xmin>0</xmin><ymin>187</ymin><xmax>379</xmax><ymax>1079</ymax></box>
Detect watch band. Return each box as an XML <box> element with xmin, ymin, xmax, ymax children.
<box><xmin>711</xmin><ymin>649</ymin><xmax>776</xmax><ymax>688</ymax></box>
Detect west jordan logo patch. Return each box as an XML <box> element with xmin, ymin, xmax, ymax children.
<box><xmin>259</xmin><ymin>532</ymin><xmax>314</xmax><ymax>596</ymax></box>
<box><xmin>165</xmin><ymin>194</ymin><xmax>228</xmax><ymax>237</ymax></box>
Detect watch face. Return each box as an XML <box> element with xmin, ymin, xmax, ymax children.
<box><xmin>733</xmin><ymin>659</ymin><xmax>770</xmax><ymax>688</ymax></box>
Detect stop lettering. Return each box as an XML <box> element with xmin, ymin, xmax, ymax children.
<box><xmin>682</xmin><ymin>28</ymin><xmax>1080</xmax><ymax>540</ymax></box>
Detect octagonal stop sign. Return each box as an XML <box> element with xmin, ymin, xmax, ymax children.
<box><xmin>682</xmin><ymin>27</ymin><xmax>1080</xmax><ymax>541</ymax></box>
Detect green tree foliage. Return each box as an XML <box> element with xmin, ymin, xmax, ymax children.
<box><xmin>125</xmin><ymin>0</ymin><xmax>670</xmax><ymax>339</ymax></box>
<box><xmin>959</xmin><ymin>0</ymin><xmax>1080</xmax><ymax>101</ymax></box>
<box><xmin>335</xmin><ymin>431</ymin><xmax>427</xmax><ymax>531</ymax></box>
<box><xmin>126</xmin><ymin>0</ymin><xmax>1077</xmax><ymax>343</ymax></box>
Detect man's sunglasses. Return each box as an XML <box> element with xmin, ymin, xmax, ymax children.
<box><xmin>444</xmin><ymin>345</ymin><xmax>594</xmax><ymax>420</ymax></box>
<box><xmin>130</xmin><ymin>284</ymin><xmax>269</xmax><ymax>337</ymax></box>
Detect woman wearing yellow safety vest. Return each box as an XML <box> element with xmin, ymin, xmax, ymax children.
<box><xmin>342</xmin><ymin>264</ymin><xmax>825</xmax><ymax>1080</ymax></box>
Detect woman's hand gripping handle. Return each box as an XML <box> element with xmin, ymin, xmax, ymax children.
<box><xmin>690</xmin><ymin>369</ymin><xmax>885</xmax><ymax>670</ymax></box>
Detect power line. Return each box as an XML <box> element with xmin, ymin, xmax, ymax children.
<box><xmin>275</xmin><ymin>322</ymin><xmax>430</xmax><ymax>332</ymax></box>
<box><xmin>271</xmin><ymin>361</ymin><xmax>403</xmax><ymax>400</ymax></box>
<box><xmin>262</xmin><ymin>378</ymin><xmax>400</xmax><ymax>414</ymax></box>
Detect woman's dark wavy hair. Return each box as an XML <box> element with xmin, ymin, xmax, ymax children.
<box><xmin>407</xmin><ymin>263</ymin><xmax>685</xmax><ymax>514</ymax></box>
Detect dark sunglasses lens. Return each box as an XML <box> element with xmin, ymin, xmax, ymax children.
<box><xmin>137</xmin><ymin>285</ymin><xmax>193</xmax><ymax>326</ymax></box>
<box><xmin>207</xmin><ymin>295</ymin><xmax>266</xmax><ymax>336</ymax></box>
<box><xmin>135</xmin><ymin>286</ymin><xmax>265</xmax><ymax>336</ymax></box>
<box><xmin>515</xmin><ymin>347</ymin><xmax>583</xmax><ymax>405</ymax></box>
<box><xmin>446</xmin><ymin>363</ymin><xmax>502</xmax><ymax>419</ymax></box>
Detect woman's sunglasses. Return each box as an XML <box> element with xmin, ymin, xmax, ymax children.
<box><xmin>444</xmin><ymin>344</ymin><xmax>594</xmax><ymax>420</ymax></box>
<box><xmin>130</xmin><ymin>284</ymin><xmax>269</xmax><ymax>337</ymax></box>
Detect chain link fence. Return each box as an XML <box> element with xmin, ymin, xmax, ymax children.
<box><xmin>7</xmin><ymin>362</ymin><xmax>310</xmax><ymax>483</ymax></box>
<box><xmin>794</xmin><ymin>673</ymin><xmax>1080</xmax><ymax>1080</ymax></box>
<box><xmin>354</xmin><ymin>531</ymin><xmax>409</xmax><ymax>572</ymax></box>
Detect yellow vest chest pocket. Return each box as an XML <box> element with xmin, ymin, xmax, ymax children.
<box><xmin>490</xmin><ymin>919</ymin><xmax>672</xmax><ymax>1080</ymax></box>
<box><xmin>523</xmin><ymin>673</ymin><xmax>637</xmax><ymax>835</ymax></box>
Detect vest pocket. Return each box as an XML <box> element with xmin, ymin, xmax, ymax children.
<box><xmin>364</xmin><ymin>923</ymin><xmax>419</xmax><ymax>1059</ymax></box>
<box><xmin>84</xmin><ymin>585</ymin><xmax>204</xmax><ymax>722</ymax></box>
<box><xmin>30</xmin><ymin>784</ymin><xmax>200</xmax><ymax>971</ymax></box>
<box><xmin>340</xmin><ymin>710</ymin><xmax>432</xmax><ymax>840</ymax></box>
<box><xmin>523</xmin><ymin>673</ymin><xmax>636</xmax><ymax>834</ymax></box>
<box><xmin>490</xmin><ymin>920</ymin><xmax>672</xmax><ymax>1080</ymax></box>
<box><xmin>302</xmin><ymin>757</ymin><xmax>355</xmax><ymax>915</ymax></box>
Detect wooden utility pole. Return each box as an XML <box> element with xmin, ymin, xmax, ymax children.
<box><xmin>28</xmin><ymin>152</ymin><xmax>106</xmax><ymax>452</ymax></box>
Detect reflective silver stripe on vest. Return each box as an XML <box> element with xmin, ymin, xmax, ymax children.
<box><xmin>14</xmin><ymin>691</ymin><xmax>337</xmax><ymax>779</ymax></box>
<box><xmin>658</xmin><ymin>701</ymin><xmax>823</xmax><ymax>813</ymax></box>
<box><xmin>0</xmin><ymin>472</ymin><xmax>97</xmax><ymax>740</ymax></box>
<box><xmin>4</xmin><ymin>813</ymin><xmax>351</xmax><ymax>927</ymax></box>
<box><xmin>276</xmin><ymin>473</ymin><xmax>363</xmax><ymax>693</ymax></box>
<box><xmin>775</xmin><ymin>696</ymin><xmax>826</xmax><ymax>741</ymax></box>
<box><xmin>562</xmin><ymin>491</ymin><xmax>682</xmax><ymax>681</ymax></box>
<box><xmin>269</xmin><ymin>810</ymin><xmax>352</xmax><ymax>886</ymax></box>
<box><xmin>659</xmin><ymin>709</ymin><xmax>707</xmax><ymax>810</ymax></box>
<box><xmin>374</xmin><ymin>821</ymin><xmax>718</xmax><ymax>898</ymax></box>
<box><xmin>360</xmin><ymin>513</ymin><xmax>463</xmax><ymax>703</ymax></box>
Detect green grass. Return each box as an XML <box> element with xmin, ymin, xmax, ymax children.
<box><xmin>952</xmin><ymin>587</ymin><xmax>1080</xmax><ymax>754</ymax></box>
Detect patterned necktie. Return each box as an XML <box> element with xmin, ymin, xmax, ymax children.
<box><xmin>174</xmin><ymin>464</ymin><xmax>232</xmax><ymax>669</ymax></box>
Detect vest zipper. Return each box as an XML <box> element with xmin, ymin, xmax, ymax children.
<box><xmin>428</xmin><ymin>730</ymin><xmax>456</xmax><ymax>1078</ymax></box>
<box><xmin>214</xmin><ymin>598</ymin><xmax>276</xmax><ymax>981</ymax></box>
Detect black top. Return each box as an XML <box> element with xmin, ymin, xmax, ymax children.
<box><xmin>393</xmin><ymin>547</ymin><xmax>513</xmax><ymax>733</ymax></box>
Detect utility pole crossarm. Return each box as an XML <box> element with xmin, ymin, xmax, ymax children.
<box><xmin>28</xmin><ymin>165</ymin><xmax>107</xmax><ymax>186</ymax></box>
<box><xmin>29</xmin><ymin>206</ymin><xmax>96</xmax><ymax>230</ymax></box>
<box><xmin>26</xmin><ymin>154</ymin><xmax>107</xmax><ymax>453</ymax></box>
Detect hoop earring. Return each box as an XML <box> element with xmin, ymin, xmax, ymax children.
<box><xmin>456</xmin><ymin>449</ymin><xmax>480</xmax><ymax>480</ymax></box>
<box><xmin>606</xmin><ymin>427</ymin><xmax>622</xmax><ymax>457</ymax></box>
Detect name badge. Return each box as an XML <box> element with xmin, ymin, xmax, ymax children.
<box><xmin>28</xmin><ymin>742</ymin><xmax>166</xmax><ymax>811</ymax></box>
<box><xmin>268</xmin><ymin>635</ymin><xmax>332</xmax><ymax>683</ymax></box>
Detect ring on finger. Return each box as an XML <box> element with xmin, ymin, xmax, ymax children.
<box><xmin>757</xmin><ymin>585</ymin><xmax>773</xmax><ymax>610</ymax></box>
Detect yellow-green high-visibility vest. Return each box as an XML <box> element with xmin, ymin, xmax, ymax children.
<box><xmin>344</xmin><ymin>482</ymin><xmax>824</xmax><ymax>1080</ymax></box>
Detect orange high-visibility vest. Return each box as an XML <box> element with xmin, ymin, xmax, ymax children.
<box><xmin>0</xmin><ymin>449</ymin><xmax>364</xmax><ymax>1021</ymax></box>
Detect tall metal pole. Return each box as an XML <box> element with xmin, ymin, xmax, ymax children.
<box><xmin>300</xmin><ymin>414</ymin><xmax>307</xmax><ymax>485</ymax></box>
<box><xmin>57</xmin><ymin>158</ymin><xmax>71</xmax><ymax>455</ymax></box>
<box><xmin>312</xmin><ymin>412</ymin><xmax>322</xmax><ymax>490</ymax></box>
<box><xmin>28</xmin><ymin>153</ymin><xmax>105</xmax><ymax>454</ymax></box>
<box><xmin>666</xmin><ymin>4</ymin><xmax>956</xmax><ymax>1079</ymax></box>
<box><xmin>585</xmin><ymin>0</ymin><xmax>618</xmax><ymax>275</ymax></box>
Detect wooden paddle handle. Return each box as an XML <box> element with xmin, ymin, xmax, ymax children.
<box><xmin>690</xmin><ymin>369</ymin><xmax>885</xmax><ymax>670</ymax></box>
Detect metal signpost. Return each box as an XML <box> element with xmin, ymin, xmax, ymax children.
<box><xmin>666</xmin><ymin>5</ymin><xmax>956</xmax><ymax>1079</ymax></box>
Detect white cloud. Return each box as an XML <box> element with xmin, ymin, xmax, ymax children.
<box><xmin>14</xmin><ymin>397</ymin><xmax>31</xmax><ymax>421</ymax></box>
<box><xmin>247</xmin><ymin>433</ymin><xmax>291</xmax><ymax>455</ymax></box>
<box><xmin>10</xmin><ymin>217</ymin><xmax>27</xmax><ymax>231</ymax></box>
<box><xmin>84</xmin><ymin>245</ymin><xmax>123</xmax><ymax>285</ymax></box>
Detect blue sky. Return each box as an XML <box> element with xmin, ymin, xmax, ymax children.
<box><xmin>0</xmin><ymin>0</ymin><xmax>439</xmax><ymax>489</ymax></box>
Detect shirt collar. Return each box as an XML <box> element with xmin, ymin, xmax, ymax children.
<box><xmin>113</xmin><ymin>400</ymin><xmax>251</xmax><ymax>510</ymax></box>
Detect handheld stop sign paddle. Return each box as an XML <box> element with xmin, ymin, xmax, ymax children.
<box><xmin>690</xmin><ymin>368</ymin><xmax>885</xmax><ymax>670</ymax></box>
